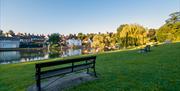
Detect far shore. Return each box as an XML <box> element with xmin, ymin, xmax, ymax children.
<box><xmin>0</xmin><ymin>47</ymin><xmax>48</xmax><ymax>51</ymax></box>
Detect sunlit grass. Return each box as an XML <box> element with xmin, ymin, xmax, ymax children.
<box><xmin>0</xmin><ymin>42</ymin><xmax>180</xmax><ymax>91</ymax></box>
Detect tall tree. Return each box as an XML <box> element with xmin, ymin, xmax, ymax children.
<box><xmin>48</xmin><ymin>33</ymin><xmax>60</xmax><ymax>44</ymax></box>
<box><xmin>147</xmin><ymin>29</ymin><xmax>157</xmax><ymax>42</ymax></box>
<box><xmin>157</xmin><ymin>22</ymin><xmax>180</xmax><ymax>42</ymax></box>
<box><xmin>77</xmin><ymin>32</ymin><xmax>85</xmax><ymax>40</ymax></box>
<box><xmin>166</xmin><ymin>12</ymin><xmax>180</xmax><ymax>24</ymax></box>
<box><xmin>157</xmin><ymin>12</ymin><xmax>180</xmax><ymax>42</ymax></box>
<box><xmin>0</xmin><ymin>30</ymin><xmax>3</xmax><ymax>36</ymax></box>
<box><xmin>8</xmin><ymin>30</ymin><xmax>15</xmax><ymax>37</ymax></box>
<box><xmin>92</xmin><ymin>34</ymin><xmax>105</xmax><ymax>50</ymax></box>
<box><xmin>117</xmin><ymin>24</ymin><xmax>147</xmax><ymax>48</ymax></box>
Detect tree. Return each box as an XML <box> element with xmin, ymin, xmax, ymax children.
<box><xmin>166</xmin><ymin>12</ymin><xmax>180</xmax><ymax>24</ymax></box>
<box><xmin>77</xmin><ymin>32</ymin><xmax>85</xmax><ymax>40</ymax></box>
<box><xmin>157</xmin><ymin>12</ymin><xmax>180</xmax><ymax>42</ymax></box>
<box><xmin>0</xmin><ymin>29</ymin><xmax>3</xmax><ymax>36</ymax></box>
<box><xmin>117</xmin><ymin>24</ymin><xmax>128</xmax><ymax>33</ymax></box>
<box><xmin>92</xmin><ymin>34</ymin><xmax>105</xmax><ymax>50</ymax></box>
<box><xmin>48</xmin><ymin>33</ymin><xmax>60</xmax><ymax>45</ymax></box>
<box><xmin>117</xmin><ymin>24</ymin><xmax>147</xmax><ymax>48</ymax></box>
<box><xmin>8</xmin><ymin>30</ymin><xmax>15</xmax><ymax>37</ymax></box>
<box><xmin>157</xmin><ymin>22</ymin><xmax>180</xmax><ymax>42</ymax></box>
<box><xmin>116</xmin><ymin>24</ymin><xmax>128</xmax><ymax>47</ymax></box>
<box><xmin>147</xmin><ymin>29</ymin><xmax>157</xmax><ymax>42</ymax></box>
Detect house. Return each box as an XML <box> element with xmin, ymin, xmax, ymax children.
<box><xmin>31</xmin><ymin>35</ymin><xmax>46</xmax><ymax>44</ymax></box>
<box><xmin>0</xmin><ymin>37</ymin><xmax>20</xmax><ymax>48</ymax></box>
<box><xmin>19</xmin><ymin>35</ymin><xmax>46</xmax><ymax>48</ymax></box>
<box><xmin>66</xmin><ymin>38</ymin><xmax>82</xmax><ymax>48</ymax></box>
<box><xmin>19</xmin><ymin>36</ymin><xmax>31</xmax><ymax>43</ymax></box>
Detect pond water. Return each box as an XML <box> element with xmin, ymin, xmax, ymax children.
<box><xmin>0</xmin><ymin>48</ymin><xmax>95</xmax><ymax>64</ymax></box>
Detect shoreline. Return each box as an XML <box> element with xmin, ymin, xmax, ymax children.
<box><xmin>0</xmin><ymin>47</ymin><xmax>48</xmax><ymax>51</ymax></box>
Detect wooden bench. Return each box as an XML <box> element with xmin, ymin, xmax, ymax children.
<box><xmin>144</xmin><ymin>45</ymin><xmax>150</xmax><ymax>52</ymax></box>
<box><xmin>35</xmin><ymin>56</ymin><xmax>97</xmax><ymax>91</ymax></box>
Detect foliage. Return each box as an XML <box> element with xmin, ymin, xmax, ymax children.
<box><xmin>117</xmin><ymin>24</ymin><xmax>147</xmax><ymax>48</ymax></box>
<box><xmin>157</xmin><ymin>22</ymin><xmax>180</xmax><ymax>42</ymax></box>
<box><xmin>8</xmin><ymin>30</ymin><xmax>15</xmax><ymax>37</ymax></box>
<box><xmin>117</xmin><ymin>24</ymin><xmax>128</xmax><ymax>33</ymax></box>
<box><xmin>77</xmin><ymin>32</ymin><xmax>85</xmax><ymax>40</ymax></box>
<box><xmin>166</xmin><ymin>12</ymin><xmax>180</xmax><ymax>24</ymax></box>
<box><xmin>157</xmin><ymin>12</ymin><xmax>180</xmax><ymax>42</ymax></box>
<box><xmin>103</xmin><ymin>33</ymin><xmax>117</xmax><ymax>50</ymax></box>
<box><xmin>0</xmin><ymin>30</ymin><xmax>3</xmax><ymax>36</ymax></box>
<box><xmin>147</xmin><ymin>29</ymin><xmax>157</xmax><ymax>42</ymax></box>
<box><xmin>92</xmin><ymin>34</ymin><xmax>105</xmax><ymax>50</ymax></box>
<box><xmin>91</xmin><ymin>32</ymin><xmax>117</xmax><ymax>50</ymax></box>
<box><xmin>48</xmin><ymin>33</ymin><xmax>60</xmax><ymax>44</ymax></box>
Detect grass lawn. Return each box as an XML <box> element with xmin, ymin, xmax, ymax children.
<box><xmin>0</xmin><ymin>42</ymin><xmax>180</xmax><ymax>91</ymax></box>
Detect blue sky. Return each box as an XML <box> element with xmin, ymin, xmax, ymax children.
<box><xmin>0</xmin><ymin>0</ymin><xmax>179</xmax><ymax>35</ymax></box>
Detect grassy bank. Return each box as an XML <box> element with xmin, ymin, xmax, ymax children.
<box><xmin>0</xmin><ymin>42</ymin><xmax>180</xmax><ymax>91</ymax></box>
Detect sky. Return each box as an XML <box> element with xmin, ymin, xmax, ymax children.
<box><xmin>0</xmin><ymin>0</ymin><xmax>180</xmax><ymax>35</ymax></box>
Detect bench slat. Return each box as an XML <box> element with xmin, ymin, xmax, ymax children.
<box><xmin>36</xmin><ymin>56</ymin><xmax>96</xmax><ymax>68</ymax></box>
<box><xmin>40</xmin><ymin>62</ymin><xmax>93</xmax><ymax>75</ymax></box>
<box><xmin>40</xmin><ymin>63</ymin><xmax>93</xmax><ymax>79</ymax></box>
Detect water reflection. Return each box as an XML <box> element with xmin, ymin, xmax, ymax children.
<box><xmin>0</xmin><ymin>48</ymin><xmax>92</xmax><ymax>64</ymax></box>
<box><xmin>0</xmin><ymin>51</ymin><xmax>20</xmax><ymax>64</ymax></box>
<box><xmin>62</xmin><ymin>49</ymin><xmax>82</xmax><ymax>57</ymax></box>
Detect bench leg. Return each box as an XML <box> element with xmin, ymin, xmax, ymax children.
<box><xmin>93</xmin><ymin>67</ymin><xmax>97</xmax><ymax>77</ymax></box>
<box><xmin>36</xmin><ymin>78</ymin><xmax>41</xmax><ymax>91</ymax></box>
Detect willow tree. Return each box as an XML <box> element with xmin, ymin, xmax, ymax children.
<box><xmin>117</xmin><ymin>24</ymin><xmax>147</xmax><ymax>48</ymax></box>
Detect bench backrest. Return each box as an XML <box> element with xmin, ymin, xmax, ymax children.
<box><xmin>144</xmin><ymin>45</ymin><xmax>150</xmax><ymax>51</ymax></box>
<box><xmin>35</xmin><ymin>56</ymin><xmax>96</xmax><ymax>77</ymax></box>
<box><xmin>35</xmin><ymin>56</ymin><xmax>96</xmax><ymax>68</ymax></box>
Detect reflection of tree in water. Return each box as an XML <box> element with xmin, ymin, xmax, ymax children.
<box><xmin>48</xmin><ymin>48</ymin><xmax>62</xmax><ymax>58</ymax></box>
<box><xmin>48</xmin><ymin>52</ymin><xmax>61</xmax><ymax>58</ymax></box>
<box><xmin>20</xmin><ymin>49</ymin><xmax>47</xmax><ymax>59</ymax></box>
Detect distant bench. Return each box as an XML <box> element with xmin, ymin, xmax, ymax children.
<box><xmin>139</xmin><ymin>45</ymin><xmax>151</xmax><ymax>53</ymax></box>
<box><xmin>35</xmin><ymin>56</ymin><xmax>97</xmax><ymax>91</ymax></box>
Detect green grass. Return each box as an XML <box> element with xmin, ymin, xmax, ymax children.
<box><xmin>0</xmin><ymin>42</ymin><xmax>180</xmax><ymax>91</ymax></box>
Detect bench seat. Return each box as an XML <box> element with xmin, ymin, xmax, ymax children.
<box><xmin>40</xmin><ymin>63</ymin><xmax>93</xmax><ymax>79</ymax></box>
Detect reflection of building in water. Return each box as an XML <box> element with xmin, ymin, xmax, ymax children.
<box><xmin>0</xmin><ymin>50</ymin><xmax>48</xmax><ymax>64</ymax></box>
<box><xmin>0</xmin><ymin>37</ymin><xmax>20</xmax><ymax>48</ymax></box>
<box><xmin>19</xmin><ymin>50</ymin><xmax>47</xmax><ymax>62</ymax></box>
<box><xmin>62</xmin><ymin>49</ymin><xmax>82</xmax><ymax>57</ymax></box>
<box><xmin>0</xmin><ymin>51</ymin><xmax>20</xmax><ymax>64</ymax></box>
<box><xmin>66</xmin><ymin>38</ymin><xmax>82</xmax><ymax>47</ymax></box>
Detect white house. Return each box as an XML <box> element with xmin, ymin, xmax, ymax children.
<box><xmin>66</xmin><ymin>38</ymin><xmax>82</xmax><ymax>47</ymax></box>
<box><xmin>0</xmin><ymin>37</ymin><xmax>20</xmax><ymax>48</ymax></box>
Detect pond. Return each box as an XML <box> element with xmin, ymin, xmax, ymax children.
<box><xmin>0</xmin><ymin>48</ymin><xmax>95</xmax><ymax>64</ymax></box>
